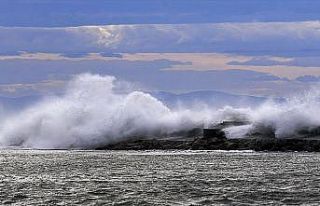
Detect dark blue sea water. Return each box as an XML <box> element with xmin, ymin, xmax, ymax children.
<box><xmin>0</xmin><ymin>150</ymin><xmax>319</xmax><ymax>205</ymax></box>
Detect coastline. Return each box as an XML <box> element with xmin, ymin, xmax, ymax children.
<box><xmin>98</xmin><ymin>136</ymin><xmax>320</xmax><ymax>152</ymax></box>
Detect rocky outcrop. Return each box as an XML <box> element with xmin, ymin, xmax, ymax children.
<box><xmin>99</xmin><ymin>136</ymin><xmax>320</xmax><ymax>152</ymax></box>
<box><xmin>98</xmin><ymin>121</ymin><xmax>320</xmax><ymax>152</ymax></box>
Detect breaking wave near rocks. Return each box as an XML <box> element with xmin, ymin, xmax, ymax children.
<box><xmin>0</xmin><ymin>73</ymin><xmax>320</xmax><ymax>149</ymax></box>
<box><xmin>0</xmin><ymin>74</ymin><xmax>216</xmax><ymax>149</ymax></box>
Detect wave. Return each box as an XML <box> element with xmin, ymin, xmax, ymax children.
<box><xmin>0</xmin><ymin>74</ymin><xmax>218</xmax><ymax>148</ymax></box>
<box><xmin>0</xmin><ymin>73</ymin><xmax>319</xmax><ymax>149</ymax></box>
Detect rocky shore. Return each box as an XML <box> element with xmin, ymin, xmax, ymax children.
<box><xmin>98</xmin><ymin>121</ymin><xmax>320</xmax><ymax>152</ymax></box>
<box><xmin>99</xmin><ymin>136</ymin><xmax>320</xmax><ymax>152</ymax></box>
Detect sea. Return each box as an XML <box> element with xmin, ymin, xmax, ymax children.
<box><xmin>0</xmin><ymin>150</ymin><xmax>319</xmax><ymax>205</ymax></box>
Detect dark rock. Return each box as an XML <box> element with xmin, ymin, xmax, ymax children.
<box><xmin>249</xmin><ymin>124</ymin><xmax>276</xmax><ymax>139</ymax></box>
<box><xmin>96</xmin><ymin>121</ymin><xmax>320</xmax><ymax>152</ymax></box>
<box><xmin>252</xmin><ymin>138</ymin><xmax>320</xmax><ymax>152</ymax></box>
<box><xmin>203</xmin><ymin>129</ymin><xmax>225</xmax><ymax>139</ymax></box>
<box><xmin>191</xmin><ymin>136</ymin><xmax>226</xmax><ymax>150</ymax></box>
<box><xmin>97</xmin><ymin>136</ymin><xmax>320</xmax><ymax>152</ymax></box>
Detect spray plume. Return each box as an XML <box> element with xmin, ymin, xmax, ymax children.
<box><xmin>0</xmin><ymin>73</ymin><xmax>320</xmax><ymax>149</ymax></box>
<box><xmin>0</xmin><ymin>74</ymin><xmax>218</xmax><ymax>148</ymax></box>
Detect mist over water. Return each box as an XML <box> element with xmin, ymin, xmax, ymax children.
<box><xmin>0</xmin><ymin>73</ymin><xmax>319</xmax><ymax>149</ymax></box>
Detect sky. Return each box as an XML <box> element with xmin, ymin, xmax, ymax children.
<box><xmin>1</xmin><ymin>0</ymin><xmax>320</xmax><ymax>97</ymax></box>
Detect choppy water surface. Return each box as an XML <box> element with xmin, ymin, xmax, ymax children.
<box><xmin>0</xmin><ymin>150</ymin><xmax>320</xmax><ymax>205</ymax></box>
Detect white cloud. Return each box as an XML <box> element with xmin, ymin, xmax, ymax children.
<box><xmin>1</xmin><ymin>21</ymin><xmax>320</xmax><ymax>55</ymax></box>
<box><xmin>1</xmin><ymin>52</ymin><xmax>320</xmax><ymax>79</ymax></box>
<box><xmin>1</xmin><ymin>22</ymin><xmax>320</xmax><ymax>97</ymax></box>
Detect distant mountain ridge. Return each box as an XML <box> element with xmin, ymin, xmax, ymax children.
<box><xmin>0</xmin><ymin>90</ymin><xmax>275</xmax><ymax>111</ymax></box>
<box><xmin>150</xmin><ymin>90</ymin><xmax>271</xmax><ymax>108</ymax></box>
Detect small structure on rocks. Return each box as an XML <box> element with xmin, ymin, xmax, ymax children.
<box><xmin>203</xmin><ymin>120</ymin><xmax>251</xmax><ymax>139</ymax></box>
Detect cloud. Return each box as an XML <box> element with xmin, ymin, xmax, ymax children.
<box><xmin>0</xmin><ymin>52</ymin><xmax>124</xmax><ymax>61</ymax></box>
<box><xmin>1</xmin><ymin>52</ymin><xmax>320</xmax><ymax>79</ymax></box>
<box><xmin>0</xmin><ymin>57</ymin><xmax>312</xmax><ymax>97</ymax></box>
<box><xmin>1</xmin><ymin>22</ymin><xmax>320</xmax><ymax>97</ymax></box>
<box><xmin>229</xmin><ymin>56</ymin><xmax>320</xmax><ymax>67</ymax></box>
<box><xmin>1</xmin><ymin>21</ymin><xmax>320</xmax><ymax>56</ymax></box>
<box><xmin>119</xmin><ymin>53</ymin><xmax>320</xmax><ymax>79</ymax></box>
